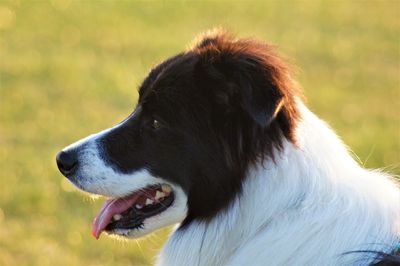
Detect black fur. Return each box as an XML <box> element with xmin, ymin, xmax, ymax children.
<box><xmin>343</xmin><ymin>249</ymin><xmax>400</xmax><ymax>265</ymax></box>
<box><xmin>99</xmin><ymin>32</ymin><xmax>300</xmax><ymax>225</ymax></box>
<box><xmin>373</xmin><ymin>250</ymin><xmax>400</xmax><ymax>265</ymax></box>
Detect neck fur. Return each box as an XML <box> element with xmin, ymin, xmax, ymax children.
<box><xmin>157</xmin><ymin>104</ymin><xmax>399</xmax><ymax>266</ymax></box>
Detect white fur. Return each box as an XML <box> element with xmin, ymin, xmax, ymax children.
<box><xmin>157</xmin><ymin>103</ymin><xmax>400</xmax><ymax>266</ymax></box>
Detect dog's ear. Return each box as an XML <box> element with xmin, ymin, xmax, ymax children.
<box><xmin>227</xmin><ymin>56</ymin><xmax>284</xmax><ymax>128</ymax></box>
<box><xmin>194</xmin><ymin>36</ymin><xmax>287</xmax><ymax>128</ymax></box>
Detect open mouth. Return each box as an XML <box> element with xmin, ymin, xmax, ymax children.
<box><xmin>92</xmin><ymin>184</ymin><xmax>174</xmax><ymax>239</ymax></box>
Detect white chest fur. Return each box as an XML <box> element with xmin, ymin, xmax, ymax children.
<box><xmin>157</xmin><ymin>105</ymin><xmax>400</xmax><ymax>266</ymax></box>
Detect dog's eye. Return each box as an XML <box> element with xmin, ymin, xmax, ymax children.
<box><xmin>152</xmin><ymin>119</ymin><xmax>161</xmax><ymax>130</ymax></box>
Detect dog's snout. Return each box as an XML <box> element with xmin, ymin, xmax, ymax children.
<box><xmin>56</xmin><ymin>150</ymin><xmax>78</xmax><ymax>177</ymax></box>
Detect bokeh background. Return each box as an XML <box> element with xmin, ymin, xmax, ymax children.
<box><xmin>0</xmin><ymin>0</ymin><xmax>399</xmax><ymax>265</ymax></box>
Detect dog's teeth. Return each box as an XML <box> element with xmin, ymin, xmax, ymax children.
<box><xmin>135</xmin><ymin>204</ymin><xmax>143</xmax><ymax>209</ymax></box>
<box><xmin>113</xmin><ymin>214</ymin><xmax>122</xmax><ymax>221</ymax></box>
<box><xmin>145</xmin><ymin>198</ymin><xmax>154</xmax><ymax>205</ymax></box>
<box><xmin>161</xmin><ymin>184</ymin><xmax>172</xmax><ymax>193</ymax></box>
<box><xmin>155</xmin><ymin>190</ymin><xmax>166</xmax><ymax>200</ymax></box>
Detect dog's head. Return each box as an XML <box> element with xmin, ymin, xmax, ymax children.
<box><xmin>56</xmin><ymin>31</ymin><xmax>299</xmax><ymax>239</ymax></box>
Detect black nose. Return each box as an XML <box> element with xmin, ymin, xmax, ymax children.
<box><xmin>56</xmin><ymin>150</ymin><xmax>78</xmax><ymax>176</ymax></box>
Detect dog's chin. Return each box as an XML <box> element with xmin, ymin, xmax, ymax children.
<box><xmin>106</xmin><ymin>205</ymin><xmax>185</xmax><ymax>240</ymax></box>
<box><xmin>107</xmin><ymin>198</ymin><xmax>188</xmax><ymax>240</ymax></box>
<box><xmin>89</xmin><ymin>182</ymin><xmax>188</xmax><ymax>240</ymax></box>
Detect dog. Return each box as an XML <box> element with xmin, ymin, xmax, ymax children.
<box><xmin>56</xmin><ymin>31</ymin><xmax>400</xmax><ymax>265</ymax></box>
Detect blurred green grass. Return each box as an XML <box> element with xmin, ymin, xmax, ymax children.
<box><xmin>0</xmin><ymin>0</ymin><xmax>399</xmax><ymax>265</ymax></box>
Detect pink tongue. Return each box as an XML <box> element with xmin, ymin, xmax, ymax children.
<box><xmin>92</xmin><ymin>193</ymin><xmax>141</xmax><ymax>239</ymax></box>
